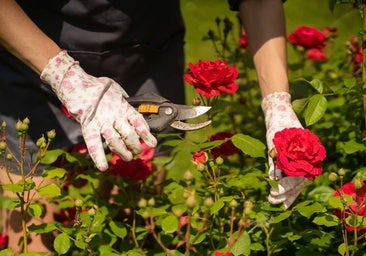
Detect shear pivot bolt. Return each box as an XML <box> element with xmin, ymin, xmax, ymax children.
<box><xmin>164</xmin><ymin>107</ymin><xmax>173</xmax><ymax>115</ymax></box>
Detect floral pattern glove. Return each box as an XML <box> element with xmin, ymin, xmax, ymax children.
<box><xmin>41</xmin><ymin>51</ymin><xmax>157</xmax><ymax>171</ymax></box>
<box><xmin>261</xmin><ymin>91</ymin><xmax>307</xmax><ymax>208</ymax></box>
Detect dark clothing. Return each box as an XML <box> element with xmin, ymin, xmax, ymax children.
<box><xmin>0</xmin><ymin>0</ymin><xmax>185</xmax><ymax>170</ymax></box>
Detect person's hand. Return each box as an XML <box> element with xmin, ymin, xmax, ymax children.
<box><xmin>40</xmin><ymin>51</ymin><xmax>157</xmax><ymax>171</ymax></box>
<box><xmin>261</xmin><ymin>91</ymin><xmax>307</xmax><ymax>208</ymax></box>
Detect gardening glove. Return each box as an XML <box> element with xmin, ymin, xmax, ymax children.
<box><xmin>261</xmin><ymin>91</ymin><xmax>307</xmax><ymax>208</ymax></box>
<box><xmin>40</xmin><ymin>50</ymin><xmax>157</xmax><ymax>171</ymax></box>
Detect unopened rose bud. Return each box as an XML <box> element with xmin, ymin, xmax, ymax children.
<box><xmin>0</xmin><ymin>141</ymin><xmax>6</xmax><ymax>151</ymax></box>
<box><xmin>183</xmin><ymin>170</ymin><xmax>194</xmax><ymax>181</ymax></box>
<box><xmin>147</xmin><ymin>198</ymin><xmax>155</xmax><ymax>207</ymax></box>
<box><xmin>215</xmin><ymin>157</ymin><xmax>224</xmax><ymax>165</ymax></box>
<box><xmin>6</xmin><ymin>153</ymin><xmax>12</xmax><ymax>160</ymax></box>
<box><xmin>353</xmin><ymin>178</ymin><xmax>363</xmax><ymax>190</ymax></box>
<box><xmin>88</xmin><ymin>208</ymin><xmax>96</xmax><ymax>217</ymax></box>
<box><xmin>196</xmin><ymin>163</ymin><xmax>205</xmax><ymax>171</ymax></box>
<box><xmin>47</xmin><ymin>130</ymin><xmax>56</xmax><ymax>140</ymax></box>
<box><xmin>269</xmin><ymin>148</ymin><xmax>277</xmax><ymax>159</ymax></box>
<box><xmin>328</xmin><ymin>172</ymin><xmax>338</xmax><ymax>182</ymax></box>
<box><xmin>1</xmin><ymin>121</ymin><xmax>6</xmax><ymax>128</ymax></box>
<box><xmin>185</xmin><ymin>195</ymin><xmax>197</xmax><ymax>208</ymax></box>
<box><xmin>15</xmin><ymin>120</ymin><xmax>23</xmax><ymax>132</ymax></box>
<box><xmin>244</xmin><ymin>200</ymin><xmax>253</xmax><ymax>210</ymax></box>
<box><xmin>338</xmin><ymin>168</ymin><xmax>346</xmax><ymax>177</ymax></box>
<box><xmin>75</xmin><ymin>199</ymin><xmax>83</xmax><ymax>207</ymax></box>
<box><xmin>23</xmin><ymin>117</ymin><xmax>30</xmax><ymax>125</ymax></box>
<box><xmin>138</xmin><ymin>198</ymin><xmax>148</xmax><ymax>208</ymax></box>
<box><xmin>36</xmin><ymin>137</ymin><xmax>47</xmax><ymax>148</ymax></box>
<box><xmin>172</xmin><ymin>208</ymin><xmax>183</xmax><ymax>217</ymax></box>
<box><xmin>192</xmin><ymin>97</ymin><xmax>201</xmax><ymax>106</ymax></box>
<box><xmin>203</xmin><ymin>197</ymin><xmax>214</xmax><ymax>207</ymax></box>
<box><xmin>229</xmin><ymin>199</ymin><xmax>238</xmax><ymax>208</ymax></box>
<box><xmin>141</xmin><ymin>210</ymin><xmax>150</xmax><ymax>219</ymax></box>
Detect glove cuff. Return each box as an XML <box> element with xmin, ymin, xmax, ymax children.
<box><xmin>40</xmin><ymin>50</ymin><xmax>77</xmax><ymax>92</ymax></box>
<box><xmin>261</xmin><ymin>91</ymin><xmax>292</xmax><ymax>115</ymax></box>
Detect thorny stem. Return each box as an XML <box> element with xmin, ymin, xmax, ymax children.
<box><xmin>184</xmin><ymin>213</ymin><xmax>192</xmax><ymax>255</ymax></box>
<box><xmin>147</xmin><ymin>212</ymin><xmax>172</xmax><ymax>256</ymax></box>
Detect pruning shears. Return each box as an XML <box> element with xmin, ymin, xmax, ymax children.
<box><xmin>127</xmin><ymin>92</ymin><xmax>211</xmax><ymax>132</ymax></box>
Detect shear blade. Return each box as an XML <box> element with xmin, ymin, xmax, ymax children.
<box><xmin>176</xmin><ymin>105</ymin><xmax>211</xmax><ymax>120</ymax></box>
<box><xmin>170</xmin><ymin>120</ymin><xmax>212</xmax><ymax>131</ymax></box>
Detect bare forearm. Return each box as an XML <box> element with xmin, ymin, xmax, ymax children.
<box><xmin>238</xmin><ymin>0</ymin><xmax>289</xmax><ymax>97</ymax></box>
<box><xmin>0</xmin><ymin>0</ymin><xmax>61</xmax><ymax>74</ymax></box>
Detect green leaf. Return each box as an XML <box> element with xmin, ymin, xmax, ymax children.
<box><xmin>338</xmin><ymin>243</ymin><xmax>346</xmax><ymax>256</ymax></box>
<box><xmin>210</xmin><ymin>198</ymin><xmax>225</xmax><ymax>215</ymax></box>
<box><xmin>343</xmin><ymin>77</ymin><xmax>356</xmax><ymax>89</ymax></box>
<box><xmin>28</xmin><ymin>223</ymin><xmax>57</xmax><ymax>233</ymax></box>
<box><xmin>310</xmin><ymin>79</ymin><xmax>324</xmax><ymax>93</ymax></box>
<box><xmin>161</xmin><ymin>215</ymin><xmax>179</xmax><ymax>234</ymax></box>
<box><xmin>339</xmin><ymin>140</ymin><xmax>366</xmax><ymax>154</ymax></box>
<box><xmin>28</xmin><ymin>203</ymin><xmax>44</xmax><ymax>217</ymax></box>
<box><xmin>109</xmin><ymin>221</ymin><xmax>127</xmax><ymax>239</ymax></box>
<box><xmin>313</xmin><ymin>213</ymin><xmax>340</xmax><ymax>227</ymax></box>
<box><xmin>271</xmin><ymin>211</ymin><xmax>292</xmax><ymax>223</ymax></box>
<box><xmin>305</xmin><ymin>94</ymin><xmax>327</xmax><ymax>126</ymax></box>
<box><xmin>328</xmin><ymin>194</ymin><xmax>353</xmax><ymax>209</ymax></box>
<box><xmin>54</xmin><ymin>233</ymin><xmax>71</xmax><ymax>255</ymax></box>
<box><xmin>231</xmin><ymin>134</ymin><xmax>266</xmax><ymax>158</ymax></box>
<box><xmin>296</xmin><ymin>202</ymin><xmax>326</xmax><ymax>218</ymax></box>
<box><xmin>38</xmin><ymin>183</ymin><xmax>61</xmax><ymax>197</ymax></box>
<box><xmin>42</xmin><ymin>167</ymin><xmax>67</xmax><ymax>179</ymax></box>
<box><xmin>292</xmin><ymin>98</ymin><xmax>309</xmax><ymax>114</ymax></box>
<box><xmin>231</xmin><ymin>231</ymin><xmax>251</xmax><ymax>256</ymax></box>
<box><xmin>40</xmin><ymin>149</ymin><xmax>65</xmax><ymax>165</ymax></box>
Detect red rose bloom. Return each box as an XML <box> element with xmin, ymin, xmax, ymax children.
<box><xmin>239</xmin><ymin>30</ymin><xmax>248</xmax><ymax>49</ymax></box>
<box><xmin>0</xmin><ymin>232</ymin><xmax>8</xmax><ymax>250</ymax></box>
<box><xmin>214</xmin><ymin>252</ymin><xmax>233</xmax><ymax>256</ymax></box>
<box><xmin>348</xmin><ymin>36</ymin><xmax>363</xmax><ymax>75</ymax></box>
<box><xmin>333</xmin><ymin>181</ymin><xmax>366</xmax><ymax>232</ymax></box>
<box><xmin>288</xmin><ymin>26</ymin><xmax>327</xmax><ymax>49</ymax></box>
<box><xmin>192</xmin><ymin>151</ymin><xmax>208</xmax><ymax>164</ymax></box>
<box><xmin>306</xmin><ymin>48</ymin><xmax>327</xmax><ymax>61</ymax></box>
<box><xmin>273</xmin><ymin>128</ymin><xmax>326</xmax><ymax>181</ymax></box>
<box><xmin>108</xmin><ymin>142</ymin><xmax>155</xmax><ymax>181</ymax></box>
<box><xmin>183</xmin><ymin>60</ymin><xmax>239</xmax><ymax>98</ymax></box>
<box><xmin>210</xmin><ymin>132</ymin><xmax>239</xmax><ymax>159</ymax></box>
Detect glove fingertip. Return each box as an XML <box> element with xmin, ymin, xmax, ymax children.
<box><xmin>143</xmin><ymin>133</ymin><xmax>158</xmax><ymax>148</ymax></box>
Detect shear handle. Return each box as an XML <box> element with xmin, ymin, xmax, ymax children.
<box><xmin>127</xmin><ymin>93</ymin><xmax>179</xmax><ymax>132</ymax></box>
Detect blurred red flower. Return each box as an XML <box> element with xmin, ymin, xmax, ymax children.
<box><xmin>333</xmin><ymin>181</ymin><xmax>366</xmax><ymax>232</ymax></box>
<box><xmin>288</xmin><ymin>26</ymin><xmax>327</xmax><ymax>49</ymax></box>
<box><xmin>239</xmin><ymin>29</ymin><xmax>249</xmax><ymax>49</ymax></box>
<box><xmin>210</xmin><ymin>132</ymin><xmax>239</xmax><ymax>159</ymax></box>
<box><xmin>348</xmin><ymin>35</ymin><xmax>363</xmax><ymax>75</ymax></box>
<box><xmin>306</xmin><ymin>48</ymin><xmax>327</xmax><ymax>61</ymax></box>
<box><xmin>192</xmin><ymin>151</ymin><xmax>208</xmax><ymax>164</ymax></box>
<box><xmin>108</xmin><ymin>141</ymin><xmax>155</xmax><ymax>181</ymax></box>
<box><xmin>0</xmin><ymin>232</ymin><xmax>8</xmax><ymax>250</ymax></box>
<box><xmin>273</xmin><ymin>128</ymin><xmax>326</xmax><ymax>181</ymax></box>
<box><xmin>184</xmin><ymin>60</ymin><xmax>239</xmax><ymax>98</ymax></box>
<box><xmin>214</xmin><ymin>252</ymin><xmax>233</xmax><ymax>256</ymax></box>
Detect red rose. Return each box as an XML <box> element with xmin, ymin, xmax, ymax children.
<box><xmin>288</xmin><ymin>26</ymin><xmax>327</xmax><ymax>49</ymax></box>
<box><xmin>348</xmin><ymin>36</ymin><xmax>363</xmax><ymax>74</ymax></box>
<box><xmin>60</xmin><ymin>104</ymin><xmax>75</xmax><ymax>120</ymax></box>
<box><xmin>210</xmin><ymin>132</ymin><xmax>239</xmax><ymax>159</ymax></box>
<box><xmin>183</xmin><ymin>60</ymin><xmax>239</xmax><ymax>98</ymax></box>
<box><xmin>333</xmin><ymin>181</ymin><xmax>366</xmax><ymax>232</ymax></box>
<box><xmin>273</xmin><ymin>128</ymin><xmax>326</xmax><ymax>181</ymax></box>
<box><xmin>192</xmin><ymin>151</ymin><xmax>208</xmax><ymax>164</ymax></box>
<box><xmin>0</xmin><ymin>232</ymin><xmax>8</xmax><ymax>249</ymax></box>
<box><xmin>108</xmin><ymin>142</ymin><xmax>155</xmax><ymax>181</ymax></box>
<box><xmin>306</xmin><ymin>48</ymin><xmax>327</xmax><ymax>61</ymax></box>
<box><xmin>214</xmin><ymin>252</ymin><xmax>233</xmax><ymax>256</ymax></box>
<box><xmin>239</xmin><ymin>30</ymin><xmax>249</xmax><ymax>49</ymax></box>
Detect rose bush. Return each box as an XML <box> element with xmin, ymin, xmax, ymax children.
<box><xmin>1</xmin><ymin>1</ymin><xmax>366</xmax><ymax>255</ymax></box>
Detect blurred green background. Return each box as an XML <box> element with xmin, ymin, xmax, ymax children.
<box><xmin>181</xmin><ymin>0</ymin><xmax>360</xmax><ymax>64</ymax></box>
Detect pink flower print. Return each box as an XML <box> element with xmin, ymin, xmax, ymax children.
<box><xmin>276</xmin><ymin>105</ymin><xmax>286</xmax><ymax>111</ymax></box>
<box><xmin>55</xmin><ymin>57</ymin><xmax>62</xmax><ymax>64</ymax></box>
<box><xmin>61</xmin><ymin>80</ymin><xmax>73</xmax><ymax>90</ymax></box>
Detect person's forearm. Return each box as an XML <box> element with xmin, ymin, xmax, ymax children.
<box><xmin>238</xmin><ymin>0</ymin><xmax>289</xmax><ymax>97</ymax></box>
<box><xmin>0</xmin><ymin>0</ymin><xmax>61</xmax><ymax>74</ymax></box>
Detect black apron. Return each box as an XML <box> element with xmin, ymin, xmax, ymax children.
<box><xmin>0</xmin><ymin>0</ymin><xmax>185</xmax><ymax>170</ymax></box>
